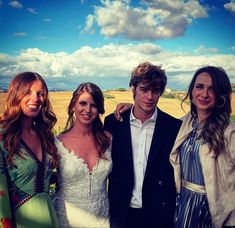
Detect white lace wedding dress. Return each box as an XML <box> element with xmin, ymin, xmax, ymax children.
<box><xmin>54</xmin><ymin>138</ymin><xmax>112</xmax><ymax>228</ymax></box>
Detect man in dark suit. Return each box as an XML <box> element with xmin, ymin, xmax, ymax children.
<box><xmin>104</xmin><ymin>62</ymin><xmax>182</xmax><ymax>228</ymax></box>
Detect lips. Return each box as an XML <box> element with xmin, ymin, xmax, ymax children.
<box><xmin>198</xmin><ymin>100</ymin><xmax>210</xmax><ymax>105</ymax></box>
<box><xmin>82</xmin><ymin>114</ymin><xmax>92</xmax><ymax>120</ymax></box>
<box><xmin>27</xmin><ymin>104</ymin><xmax>40</xmax><ymax>111</ymax></box>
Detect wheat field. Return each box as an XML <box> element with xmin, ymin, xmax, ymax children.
<box><xmin>48</xmin><ymin>91</ymin><xmax>190</xmax><ymax>131</ymax></box>
<box><xmin>1</xmin><ymin>91</ymin><xmax>234</xmax><ymax>132</ymax></box>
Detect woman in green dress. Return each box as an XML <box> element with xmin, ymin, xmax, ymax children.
<box><xmin>0</xmin><ymin>72</ymin><xmax>59</xmax><ymax>228</ymax></box>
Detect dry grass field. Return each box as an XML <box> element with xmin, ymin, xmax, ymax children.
<box><xmin>47</xmin><ymin>91</ymin><xmax>191</xmax><ymax>131</ymax></box>
<box><xmin>1</xmin><ymin>91</ymin><xmax>235</xmax><ymax>132</ymax></box>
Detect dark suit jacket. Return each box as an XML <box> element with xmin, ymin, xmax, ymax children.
<box><xmin>104</xmin><ymin>108</ymin><xmax>182</xmax><ymax>228</ymax></box>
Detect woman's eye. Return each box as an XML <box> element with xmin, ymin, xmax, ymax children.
<box><xmin>79</xmin><ymin>101</ymin><xmax>86</xmax><ymax>105</ymax></box>
<box><xmin>91</xmin><ymin>104</ymin><xmax>97</xmax><ymax>108</ymax></box>
<box><xmin>195</xmin><ymin>84</ymin><xmax>203</xmax><ymax>89</ymax></box>
<box><xmin>38</xmin><ymin>92</ymin><xmax>44</xmax><ymax>97</ymax></box>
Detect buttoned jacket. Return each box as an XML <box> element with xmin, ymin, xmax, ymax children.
<box><xmin>170</xmin><ymin>112</ymin><xmax>235</xmax><ymax>228</ymax></box>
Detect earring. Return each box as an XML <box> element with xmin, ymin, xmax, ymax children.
<box><xmin>215</xmin><ymin>96</ymin><xmax>226</xmax><ymax>108</ymax></box>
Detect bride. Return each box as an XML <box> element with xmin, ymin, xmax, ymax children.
<box><xmin>53</xmin><ymin>82</ymin><xmax>112</xmax><ymax>227</ymax></box>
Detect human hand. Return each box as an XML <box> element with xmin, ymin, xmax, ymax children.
<box><xmin>114</xmin><ymin>103</ymin><xmax>133</xmax><ymax>122</ymax></box>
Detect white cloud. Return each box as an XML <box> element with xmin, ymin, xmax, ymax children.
<box><xmin>27</xmin><ymin>8</ymin><xmax>38</xmax><ymax>14</ymax></box>
<box><xmin>35</xmin><ymin>36</ymin><xmax>47</xmax><ymax>40</ymax></box>
<box><xmin>82</xmin><ymin>14</ymin><xmax>95</xmax><ymax>34</ymax></box>
<box><xmin>0</xmin><ymin>44</ymin><xmax>234</xmax><ymax>90</ymax></box>
<box><xmin>230</xmin><ymin>46</ymin><xmax>235</xmax><ymax>51</ymax></box>
<box><xmin>195</xmin><ymin>44</ymin><xmax>219</xmax><ymax>54</ymax></box>
<box><xmin>44</xmin><ymin>18</ymin><xmax>52</xmax><ymax>22</ymax></box>
<box><xmin>0</xmin><ymin>1</ymin><xmax>3</xmax><ymax>8</ymax></box>
<box><xmin>224</xmin><ymin>0</ymin><xmax>235</xmax><ymax>13</ymax></box>
<box><xmin>13</xmin><ymin>32</ymin><xmax>27</xmax><ymax>36</ymax></box>
<box><xmin>9</xmin><ymin>0</ymin><xmax>23</xmax><ymax>8</ymax></box>
<box><xmin>84</xmin><ymin>0</ymin><xmax>207</xmax><ymax>40</ymax></box>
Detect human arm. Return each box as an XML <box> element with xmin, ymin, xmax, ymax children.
<box><xmin>225</xmin><ymin>121</ymin><xmax>235</xmax><ymax>164</ymax></box>
<box><xmin>114</xmin><ymin>103</ymin><xmax>133</xmax><ymax>122</ymax></box>
<box><xmin>0</xmin><ymin>148</ymin><xmax>13</xmax><ymax>228</ymax></box>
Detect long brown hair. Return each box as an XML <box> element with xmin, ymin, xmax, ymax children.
<box><xmin>63</xmin><ymin>82</ymin><xmax>110</xmax><ymax>155</ymax></box>
<box><xmin>182</xmin><ymin>66</ymin><xmax>232</xmax><ymax>157</ymax></box>
<box><xmin>0</xmin><ymin>72</ymin><xmax>59</xmax><ymax>167</ymax></box>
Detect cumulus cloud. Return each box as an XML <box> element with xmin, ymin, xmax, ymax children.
<box><xmin>84</xmin><ymin>0</ymin><xmax>207</xmax><ymax>40</ymax></box>
<box><xmin>0</xmin><ymin>44</ymin><xmax>234</xmax><ymax>90</ymax></box>
<box><xmin>224</xmin><ymin>0</ymin><xmax>235</xmax><ymax>13</ymax></box>
<box><xmin>231</xmin><ymin>45</ymin><xmax>235</xmax><ymax>51</ymax></box>
<box><xmin>13</xmin><ymin>32</ymin><xmax>27</xmax><ymax>36</ymax></box>
<box><xmin>9</xmin><ymin>0</ymin><xmax>23</xmax><ymax>8</ymax></box>
<box><xmin>27</xmin><ymin>8</ymin><xmax>38</xmax><ymax>14</ymax></box>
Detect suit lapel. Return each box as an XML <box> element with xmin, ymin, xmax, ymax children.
<box><xmin>121</xmin><ymin>110</ymin><xmax>134</xmax><ymax>172</ymax></box>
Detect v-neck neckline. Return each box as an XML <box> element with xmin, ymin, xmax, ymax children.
<box><xmin>56</xmin><ymin>138</ymin><xmax>99</xmax><ymax>173</ymax></box>
<box><xmin>20</xmin><ymin>138</ymin><xmax>45</xmax><ymax>163</ymax></box>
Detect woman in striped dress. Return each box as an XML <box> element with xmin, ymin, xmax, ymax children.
<box><xmin>170</xmin><ymin>66</ymin><xmax>235</xmax><ymax>228</ymax></box>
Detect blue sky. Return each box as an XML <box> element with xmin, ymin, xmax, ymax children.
<box><xmin>0</xmin><ymin>0</ymin><xmax>235</xmax><ymax>90</ymax></box>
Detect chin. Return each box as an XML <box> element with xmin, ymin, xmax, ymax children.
<box><xmin>144</xmin><ymin>106</ymin><xmax>155</xmax><ymax>111</ymax></box>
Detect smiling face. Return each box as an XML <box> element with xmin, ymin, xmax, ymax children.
<box><xmin>192</xmin><ymin>72</ymin><xmax>216</xmax><ymax>120</ymax></box>
<box><xmin>73</xmin><ymin>91</ymin><xmax>99</xmax><ymax>126</ymax></box>
<box><xmin>20</xmin><ymin>80</ymin><xmax>45</xmax><ymax>118</ymax></box>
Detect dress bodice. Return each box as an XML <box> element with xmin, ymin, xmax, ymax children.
<box><xmin>54</xmin><ymin>138</ymin><xmax>112</xmax><ymax>227</ymax></box>
<box><xmin>0</xmin><ymin>137</ymin><xmax>59</xmax><ymax>228</ymax></box>
<box><xmin>179</xmin><ymin>119</ymin><xmax>205</xmax><ymax>185</ymax></box>
<box><xmin>175</xmin><ymin>119</ymin><xmax>213</xmax><ymax>227</ymax></box>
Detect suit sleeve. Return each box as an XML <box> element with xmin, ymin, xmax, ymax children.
<box><xmin>104</xmin><ymin>114</ymin><xmax>115</xmax><ymax>134</ymax></box>
<box><xmin>0</xmin><ymin>141</ymin><xmax>13</xmax><ymax>228</ymax></box>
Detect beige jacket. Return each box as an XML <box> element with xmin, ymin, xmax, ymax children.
<box><xmin>170</xmin><ymin>112</ymin><xmax>235</xmax><ymax>228</ymax></box>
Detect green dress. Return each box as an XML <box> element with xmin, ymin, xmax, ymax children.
<box><xmin>0</xmin><ymin>136</ymin><xmax>59</xmax><ymax>228</ymax></box>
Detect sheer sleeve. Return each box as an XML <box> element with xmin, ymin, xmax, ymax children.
<box><xmin>0</xmin><ymin>142</ymin><xmax>13</xmax><ymax>228</ymax></box>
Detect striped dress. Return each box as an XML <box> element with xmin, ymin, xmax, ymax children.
<box><xmin>175</xmin><ymin>118</ymin><xmax>214</xmax><ymax>228</ymax></box>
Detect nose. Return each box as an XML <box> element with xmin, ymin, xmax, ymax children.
<box><xmin>31</xmin><ymin>93</ymin><xmax>40</xmax><ymax>101</ymax></box>
<box><xmin>202</xmin><ymin>88</ymin><xmax>209</xmax><ymax>97</ymax></box>
<box><xmin>146</xmin><ymin>90</ymin><xmax>154</xmax><ymax>100</ymax></box>
<box><xmin>84</xmin><ymin>105</ymin><xmax>92</xmax><ymax>113</ymax></box>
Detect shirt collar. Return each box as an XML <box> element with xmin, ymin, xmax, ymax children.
<box><xmin>130</xmin><ymin>106</ymin><xmax>158</xmax><ymax>123</ymax></box>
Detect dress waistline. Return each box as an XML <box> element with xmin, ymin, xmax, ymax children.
<box><xmin>182</xmin><ymin>179</ymin><xmax>206</xmax><ymax>194</ymax></box>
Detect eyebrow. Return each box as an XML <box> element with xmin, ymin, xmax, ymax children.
<box><xmin>140</xmin><ymin>85</ymin><xmax>160</xmax><ymax>89</ymax></box>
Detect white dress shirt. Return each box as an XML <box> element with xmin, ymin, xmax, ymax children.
<box><xmin>129</xmin><ymin>107</ymin><xmax>157</xmax><ymax>208</ymax></box>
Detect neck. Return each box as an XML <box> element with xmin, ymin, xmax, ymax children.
<box><xmin>197</xmin><ymin>111</ymin><xmax>211</xmax><ymax>123</ymax></box>
<box><xmin>21</xmin><ymin>117</ymin><xmax>35</xmax><ymax>131</ymax></box>
<box><xmin>133</xmin><ymin>106</ymin><xmax>155</xmax><ymax>123</ymax></box>
<box><xmin>71</xmin><ymin>121</ymin><xmax>93</xmax><ymax>136</ymax></box>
